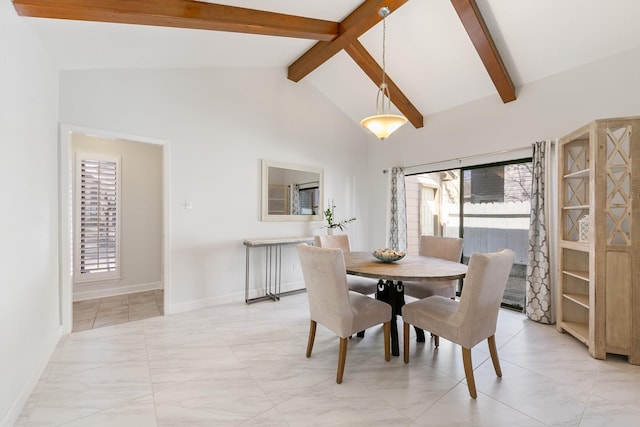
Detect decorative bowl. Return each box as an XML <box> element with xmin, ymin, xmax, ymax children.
<box><xmin>372</xmin><ymin>248</ymin><xmax>406</xmax><ymax>263</ymax></box>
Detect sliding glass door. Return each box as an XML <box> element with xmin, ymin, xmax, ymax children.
<box><xmin>405</xmin><ymin>158</ymin><xmax>532</xmax><ymax>310</ymax></box>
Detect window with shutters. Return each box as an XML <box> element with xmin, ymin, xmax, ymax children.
<box><xmin>74</xmin><ymin>153</ymin><xmax>121</xmax><ymax>282</ymax></box>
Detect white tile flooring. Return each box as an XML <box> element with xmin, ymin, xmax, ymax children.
<box><xmin>16</xmin><ymin>292</ymin><xmax>640</xmax><ymax>426</ymax></box>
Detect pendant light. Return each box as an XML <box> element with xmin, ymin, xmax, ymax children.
<box><xmin>360</xmin><ymin>6</ymin><xmax>408</xmax><ymax>140</ymax></box>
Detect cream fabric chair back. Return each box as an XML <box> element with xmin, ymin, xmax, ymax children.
<box><xmin>298</xmin><ymin>243</ymin><xmax>355</xmax><ymax>338</ymax></box>
<box><xmin>403</xmin><ymin>236</ymin><xmax>463</xmax><ymax>301</ymax></box>
<box><xmin>450</xmin><ymin>249</ymin><xmax>515</xmax><ymax>348</ymax></box>
<box><xmin>418</xmin><ymin>235</ymin><xmax>463</xmax><ymax>261</ymax></box>
<box><xmin>314</xmin><ymin>234</ymin><xmax>378</xmax><ymax>296</ymax></box>
<box><xmin>314</xmin><ymin>234</ymin><xmax>351</xmax><ymax>253</ymax></box>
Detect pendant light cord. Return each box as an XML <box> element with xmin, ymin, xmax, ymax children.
<box><xmin>381</xmin><ymin>15</ymin><xmax>387</xmax><ymax>87</ymax></box>
<box><xmin>377</xmin><ymin>6</ymin><xmax>392</xmax><ymax>114</ymax></box>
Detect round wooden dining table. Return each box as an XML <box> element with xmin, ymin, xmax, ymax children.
<box><xmin>344</xmin><ymin>251</ymin><xmax>468</xmax><ymax>356</ymax></box>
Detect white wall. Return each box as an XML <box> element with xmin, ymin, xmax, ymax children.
<box><xmin>59</xmin><ymin>68</ymin><xmax>370</xmax><ymax>312</ymax></box>
<box><xmin>0</xmin><ymin>3</ymin><xmax>60</xmax><ymax>426</ymax></box>
<box><xmin>366</xmin><ymin>46</ymin><xmax>640</xmax><ymax>247</ymax></box>
<box><xmin>71</xmin><ymin>134</ymin><xmax>163</xmax><ymax>300</ymax></box>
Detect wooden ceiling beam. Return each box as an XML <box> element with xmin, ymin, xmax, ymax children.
<box><xmin>287</xmin><ymin>0</ymin><xmax>409</xmax><ymax>82</ymax></box>
<box><xmin>12</xmin><ymin>0</ymin><xmax>340</xmax><ymax>41</ymax></box>
<box><xmin>15</xmin><ymin>0</ymin><xmax>424</xmax><ymax>128</ymax></box>
<box><xmin>450</xmin><ymin>0</ymin><xmax>516</xmax><ymax>103</ymax></box>
<box><xmin>345</xmin><ymin>41</ymin><xmax>423</xmax><ymax>129</ymax></box>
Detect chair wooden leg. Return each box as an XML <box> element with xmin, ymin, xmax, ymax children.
<box><xmin>462</xmin><ymin>347</ymin><xmax>477</xmax><ymax>399</ymax></box>
<box><xmin>306</xmin><ymin>320</ymin><xmax>317</xmax><ymax>358</ymax></box>
<box><xmin>337</xmin><ymin>337</ymin><xmax>348</xmax><ymax>384</ymax></box>
<box><xmin>487</xmin><ymin>335</ymin><xmax>502</xmax><ymax>377</ymax></box>
<box><xmin>383</xmin><ymin>322</ymin><xmax>391</xmax><ymax>361</ymax></box>
<box><xmin>434</xmin><ymin>335</ymin><xmax>439</xmax><ymax>348</ymax></box>
<box><xmin>403</xmin><ymin>322</ymin><xmax>410</xmax><ymax>363</ymax></box>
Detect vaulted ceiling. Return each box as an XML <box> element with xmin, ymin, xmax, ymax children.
<box><xmin>12</xmin><ymin>0</ymin><xmax>640</xmax><ymax>131</ymax></box>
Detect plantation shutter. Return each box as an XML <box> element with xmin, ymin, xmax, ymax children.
<box><xmin>76</xmin><ymin>156</ymin><xmax>120</xmax><ymax>278</ymax></box>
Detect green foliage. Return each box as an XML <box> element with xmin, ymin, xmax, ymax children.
<box><xmin>323</xmin><ymin>201</ymin><xmax>356</xmax><ymax>231</ymax></box>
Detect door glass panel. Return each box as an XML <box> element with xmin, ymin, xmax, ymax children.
<box><xmin>405</xmin><ymin>171</ymin><xmax>461</xmax><ymax>255</ymax></box>
<box><xmin>406</xmin><ymin>159</ymin><xmax>532</xmax><ymax>310</ymax></box>
<box><xmin>462</xmin><ymin>162</ymin><xmax>532</xmax><ymax>309</ymax></box>
<box><xmin>405</xmin><ymin>170</ymin><xmax>462</xmax><ymax>290</ymax></box>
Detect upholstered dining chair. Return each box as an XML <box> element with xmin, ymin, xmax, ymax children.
<box><xmin>403</xmin><ymin>235</ymin><xmax>463</xmax><ymax>342</ymax></box>
<box><xmin>314</xmin><ymin>235</ymin><xmax>378</xmax><ymax>295</ymax></box>
<box><xmin>403</xmin><ymin>235</ymin><xmax>464</xmax><ymax>300</ymax></box>
<box><xmin>402</xmin><ymin>249</ymin><xmax>515</xmax><ymax>398</ymax></box>
<box><xmin>297</xmin><ymin>243</ymin><xmax>391</xmax><ymax>384</ymax></box>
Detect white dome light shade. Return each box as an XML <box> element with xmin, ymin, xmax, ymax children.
<box><xmin>360</xmin><ymin>114</ymin><xmax>408</xmax><ymax>140</ymax></box>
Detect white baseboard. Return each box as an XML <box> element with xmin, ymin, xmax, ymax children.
<box><xmin>73</xmin><ymin>281</ymin><xmax>163</xmax><ymax>301</ymax></box>
<box><xmin>169</xmin><ymin>280</ymin><xmax>306</xmax><ymax>314</ymax></box>
<box><xmin>1</xmin><ymin>326</ymin><xmax>62</xmax><ymax>427</ymax></box>
<box><xmin>169</xmin><ymin>293</ymin><xmax>239</xmax><ymax>314</ymax></box>
<box><xmin>281</xmin><ymin>280</ymin><xmax>306</xmax><ymax>294</ymax></box>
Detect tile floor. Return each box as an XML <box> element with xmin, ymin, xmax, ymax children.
<box><xmin>17</xmin><ymin>292</ymin><xmax>640</xmax><ymax>426</ymax></box>
<box><xmin>72</xmin><ymin>290</ymin><xmax>164</xmax><ymax>332</ymax></box>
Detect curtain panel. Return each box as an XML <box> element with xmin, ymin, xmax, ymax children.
<box><xmin>291</xmin><ymin>184</ymin><xmax>300</xmax><ymax>215</ymax></box>
<box><xmin>526</xmin><ymin>141</ymin><xmax>553</xmax><ymax>324</ymax></box>
<box><xmin>388</xmin><ymin>167</ymin><xmax>407</xmax><ymax>252</ymax></box>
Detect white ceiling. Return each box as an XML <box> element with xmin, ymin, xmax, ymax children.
<box><xmin>18</xmin><ymin>0</ymin><xmax>640</xmax><ymax>125</ymax></box>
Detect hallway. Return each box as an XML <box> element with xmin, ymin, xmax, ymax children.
<box><xmin>72</xmin><ymin>290</ymin><xmax>164</xmax><ymax>332</ymax></box>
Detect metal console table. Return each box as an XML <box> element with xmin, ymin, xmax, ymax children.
<box><xmin>243</xmin><ymin>236</ymin><xmax>314</xmax><ymax>304</ymax></box>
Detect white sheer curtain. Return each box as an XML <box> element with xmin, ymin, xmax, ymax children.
<box><xmin>526</xmin><ymin>140</ymin><xmax>554</xmax><ymax>324</ymax></box>
<box><xmin>387</xmin><ymin>167</ymin><xmax>407</xmax><ymax>251</ymax></box>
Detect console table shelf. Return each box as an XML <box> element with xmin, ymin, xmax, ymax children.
<box><xmin>243</xmin><ymin>237</ymin><xmax>313</xmax><ymax>303</ymax></box>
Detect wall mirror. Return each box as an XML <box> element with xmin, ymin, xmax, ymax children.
<box><xmin>261</xmin><ymin>160</ymin><xmax>323</xmax><ymax>222</ymax></box>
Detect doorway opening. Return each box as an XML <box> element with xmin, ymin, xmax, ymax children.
<box><xmin>59</xmin><ymin>125</ymin><xmax>170</xmax><ymax>333</ymax></box>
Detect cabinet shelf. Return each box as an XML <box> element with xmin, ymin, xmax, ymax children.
<box><xmin>563</xmin><ymin>269</ymin><xmax>589</xmax><ymax>282</ymax></box>
<box><xmin>559</xmin><ymin>240</ymin><xmax>589</xmax><ymax>251</ymax></box>
<box><xmin>610</xmin><ymin>165</ymin><xmax>628</xmax><ymax>171</ymax></box>
<box><xmin>267</xmin><ymin>185</ymin><xmax>289</xmax><ymax>215</ymax></box>
<box><xmin>562</xmin><ymin>205</ymin><xmax>590</xmax><ymax>210</ymax></box>
<box><xmin>563</xmin><ymin>169</ymin><xmax>590</xmax><ymax>179</ymax></box>
<box><xmin>563</xmin><ymin>293</ymin><xmax>589</xmax><ymax>308</ymax></box>
<box><xmin>560</xmin><ymin>321</ymin><xmax>589</xmax><ymax>345</ymax></box>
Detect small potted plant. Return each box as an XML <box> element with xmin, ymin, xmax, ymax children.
<box><xmin>323</xmin><ymin>200</ymin><xmax>356</xmax><ymax>234</ymax></box>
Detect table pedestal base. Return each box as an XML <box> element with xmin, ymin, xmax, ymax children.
<box><xmin>373</xmin><ymin>280</ymin><xmax>428</xmax><ymax>354</ymax></box>
<box><xmin>376</xmin><ymin>279</ymin><xmax>406</xmax><ymax>356</ymax></box>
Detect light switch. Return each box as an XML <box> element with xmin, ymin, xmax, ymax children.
<box><xmin>184</xmin><ymin>200</ymin><xmax>193</xmax><ymax>210</ymax></box>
